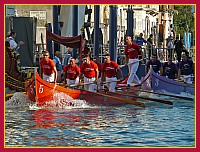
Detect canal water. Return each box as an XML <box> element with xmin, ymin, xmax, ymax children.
<box><xmin>5</xmin><ymin>92</ymin><xmax>195</xmax><ymax>147</ymax></box>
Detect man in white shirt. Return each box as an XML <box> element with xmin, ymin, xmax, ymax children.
<box><xmin>7</xmin><ymin>31</ymin><xmax>24</xmax><ymax>52</ymax></box>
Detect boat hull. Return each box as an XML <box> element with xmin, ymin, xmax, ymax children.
<box><xmin>142</xmin><ymin>69</ymin><xmax>194</xmax><ymax>95</ymax></box>
<box><xmin>78</xmin><ymin>90</ymin><xmax>137</xmax><ymax>106</ymax></box>
<box><xmin>25</xmin><ymin>72</ymin><xmax>139</xmax><ymax>107</ymax></box>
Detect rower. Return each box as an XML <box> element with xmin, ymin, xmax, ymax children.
<box><xmin>39</xmin><ymin>51</ymin><xmax>58</xmax><ymax>85</ymax></box>
<box><xmin>177</xmin><ymin>54</ymin><xmax>194</xmax><ymax>84</ymax></box>
<box><xmin>63</xmin><ymin>58</ymin><xmax>80</xmax><ymax>86</ymax></box>
<box><xmin>146</xmin><ymin>54</ymin><xmax>163</xmax><ymax>75</ymax></box>
<box><xmin>124</xmin><ymin>35</ymin><xmax>144</xmax><ymax>86</ymax></box>
<box><xmin>101</xmin><ymin>55</ymin><xmax>123</xmax><ymax>92</ymax></box>
<box><xmin>80</xmin><ymin>54</ymin><xmax>99</xmax><ymax>92</ymax></box>
<box><xmin>162</xmin><ymin>57</ymin><xmax>178</xmax><ymax>79</ymax></box>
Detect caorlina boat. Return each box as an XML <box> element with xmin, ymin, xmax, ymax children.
<box><xmin>25</xmin><ymin>71</ymin><xmax>145</xmax><ymax>107</ymax></box>
<box><xmin>141</xmin><ymin>67</ymin><xmax>195</xmax><ymax>95</ymax></box>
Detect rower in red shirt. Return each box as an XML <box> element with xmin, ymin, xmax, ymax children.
<box><xmin>63</xmin><ymin>58</ymin><xmax>80</xmax><ymax>86</ymax></box>
<box><xmin>124</xmin><ymin>36</ymin><xmax>143</xmax><ymax>86</ymax></box>
<box><xmin>40</xmin><ymin>51</ymin><xmax>57</xmax><ymax>84</ymax></box>
<box><xmin>101</xmin><ymin>55</ymin><xmax>123</xmax><ymax>92</ymax></box>
<box><xmin>80</xmin><ymin>55</ymin><xmax>99</xmax><ymax>92</ymax></box>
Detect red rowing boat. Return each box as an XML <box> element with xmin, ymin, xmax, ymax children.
<box><xmin>25</xmin><ymin>72</ymin><xmax>145</xmax><ymax>107</ymax></box>
<box><xmin>25</xmin><ymin>72</ymin><xmax>81</xmax><ymax>106</ymax></box>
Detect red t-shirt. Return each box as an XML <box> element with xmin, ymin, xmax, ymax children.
<box><xmin>102</xmin><ymin>61</ymin><xmax>119</xmax><ymax>78</ymax></box>
<box><xmin>124</xmin><ymin>42</ymin><xmax>140</xmax><ymax>59</ymax></box>
<box><xmin>40</xmin><ymin>58</ymin><xmax>55</xmax><ymax>75</ymax></box>
<box><xmin>63</xmin><ymin>65</ymin><xmax>80</xmax><ymax>80</ymax></box>
<box><xmin>80</xmin><ymin>61</ymin><xmax>98</xmax><ymax>78</ymax></box>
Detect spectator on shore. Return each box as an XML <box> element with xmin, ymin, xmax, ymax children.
<box><xmin>174</xmin><ymin>37</ymin><xmax>188</xmax><ymax>62</ymax></box>
<box><xmin>7</xmin><ymin>31</ymin><xmax>25</xmax><ymax>61</ymax></box>
<box><xmin>147</xmin><ymin>34</ymin><xmax>153</xmax><ymax>59</ymax></box>
<box><xmin>167</xmin><ymin>36</ymin><xmax>174</xmax><ymax>59</ymax></box>
<box><xmin>136</xmin><ymin>33</ymin><xmax>147</xmax><ymax>47</ymax></box>
<box><xmin>53</xmin><ymin>51</ymin><xmax>62</xmax><ymax>83</ymax></box>
<box><xmin>63</xmin><ymin>48</ymin><xmax>73</xmax><ymax>65</ymax></box>
<box><xmin>7</xmin><ymin>31</ymin><xmax>24</xmax><ymax>53</ymax></box>
<box><xmin>157</xmin><ymin>42</ymin><xmax>164</xmax><ymax>60</ymax></box>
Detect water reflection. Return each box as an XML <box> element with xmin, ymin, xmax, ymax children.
<box><xmin>5</xmin><ymin>92</ymin><xmax>195</xmax><ymax>147</ymax></box>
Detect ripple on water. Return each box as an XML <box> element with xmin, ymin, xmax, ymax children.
<box><xmin>5</xmin><ymin>92</ymin><xmax>195</xmax><ymax>147</ymax></box>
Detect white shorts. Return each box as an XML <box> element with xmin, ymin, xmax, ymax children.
<box><xmin>66</xmin><ymin>77</ymin><xmax>79</xmax><ymax>86</ymax></box>
<box><xmin>106</xmin><ymin>77</ymin><xmax>117</xmax><ymax>92</ymax></box>
<box><xmin>43</xmin><ymin>73</ymin><xmax>55</xmax><ymax>82</ymax></box>
<box><xmin>84</xmin><ymin>76</ymin><xmax>97</xmax><ymax>92</ymax></box>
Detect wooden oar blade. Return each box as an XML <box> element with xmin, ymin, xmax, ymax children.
<box><xmin>135</xmin><ymin>89</ymin><xmax>194</xmax><ymax>101</ymax></box>
<box><xmin>94</xmin><ymin>92</ymin><xmax>145</xmax><ymax>108</ymax></box>
<box><xmin>65</xmin><ymin>85</ymin><xmax>145</xmax><ymax>108</ymax></box>
<box><xmin>111</xmin><ymin>91</ymin><xmax>173</xmax><ymax>105</ymax></box>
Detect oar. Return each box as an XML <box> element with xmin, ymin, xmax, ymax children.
<box><xmin>120</xmin><ymin>58</ymin><xmax>146</xmax><ymax>68</ymax></box>
<box><xmin>91</xmin><ymin>91</ymin><xmax>145</xmax><ymax>108</ymax></box>
<box><xmin>69</xmin><ymin>81</ymin><xmax>96</xmax><ymax>87</ymax></box>
<box><xmin>67</xmin><ymin>79</ymin><xmax>121</xmax><ymax>87</ymax></box>
<box><xmin>134</xmin><ymin>89</ymin><xmax>194</xmax><ymax>101</ymax></box>
<box><xmin>67</xmin><ymin>87</ymin><xmax>145</xmax><ymax>108</ymax></box>
<box><xmin>110</xmin><ymin>91</ymin><xmax>173</xmax><ymax>105</ymax></box>
<box><xmin>57</xmin><ymin>81</ymin><xmax>96</xmax><ymax>88</ymax></box>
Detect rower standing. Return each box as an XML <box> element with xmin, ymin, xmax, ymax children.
<box><xmin>80</xmin><ymin>55</ymin><xmax>99</xmax><ymax>92</ymax></box>
<box><xmin>124</xmin><ymin>36</ymin><xmax>144</xmax><ymax>86</ymax></box>
<box><xmin>63</xmin><ymin>58</ymin><xmax>80</xmax><ymax>86</ymax></box>
<box><xmin>101</xmin><ymin>55</ymin><xmax>123</xmax><ymax>92</ymax></box>
<box><xmin>40</xmin><ymin>51</ymin><xmax>57</xmax><ymax>84</ymax></box>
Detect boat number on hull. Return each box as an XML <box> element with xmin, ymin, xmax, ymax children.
<box><xmin>39</xmin><ymin>85</ymin><xmax>44</xmax><ymax>93</ymax></box>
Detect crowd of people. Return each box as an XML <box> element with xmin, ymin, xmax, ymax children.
<box><xmin>146</xmin><ymin>53</ymin><xmax>194</xmax><ymax>83</ymax></box>
<box><xmin>6</xmin><ymin>30</ymin><xmax>194</xmax><ymax>93</ymax></box>
<box><xmin>38</xmin><ymin>33</ymin><xmax>195</xmax><ymax>93</ymax></box>
<box><xmin>39</xmin><ymin>50</ymin><xmax>124</xmax><ymax>92</ymax></box>
<box><xmin>122</xmin><ymin>33</ymin><xmax>190</xmax><ymax>63</ymax></box>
